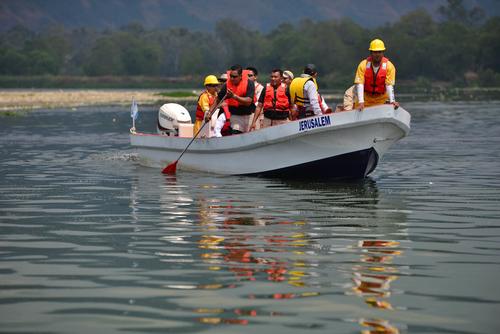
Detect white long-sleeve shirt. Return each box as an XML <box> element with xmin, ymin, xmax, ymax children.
<box><xmin>303</xmin><ymin>80</ymin><xmax>322</xmax><ymax>115</ymax></box>
<box><xmin>356</xmin><ymin>84</ymin><xmax>395</xmax><ymax>104</ymax></box>
<box><xmin>213</xmin><ymin>112</ymin><xmax>226</xmax><ymax>138</ymax></box>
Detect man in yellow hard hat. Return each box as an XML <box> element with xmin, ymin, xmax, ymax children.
<box><xmin>194</xmin><ymin>75</ymin><xmax>219</xmax><ymax>136</ymax></box>
<box><xmin>354</xmin><ymin>39</ymin><xmax>399</xmax><ymax>111</ymax></box>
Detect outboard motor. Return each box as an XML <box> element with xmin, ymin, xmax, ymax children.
<box><xmin>157</xmin><ymin>103</ymin><xmax>192</xmax><ymax>136</ymax></box>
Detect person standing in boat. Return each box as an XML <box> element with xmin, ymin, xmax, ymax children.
<box><xmin>246</xmin><ymin>67</ymin><xmax>265</xmax><ymax>129</ymax></box>
<box><xmin>208</xmin><ymin>65</ymin><xmax>255</xmax><ymax>134</ymax></box>
<box><xmin>289</xmin><ymin>64</ymin><xmax>323</xmax><ymax>119</ymax></box>
<box><xmin>354</xmin><ymin>38</ymin><xmax>399</xmax><ymax>111</ymax></box>
<box><xmin>250</xmin><ymin>69</ymin><xmax>291</xmax><ymax>131</ymax></box>
<box><xmin>194</xmin><ymin>75</ymin><xmax>219</xmax><ymax>137</ymax></box>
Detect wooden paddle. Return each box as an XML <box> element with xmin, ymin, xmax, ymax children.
<box><xmin>162</xmin><ymin>95</ymin><xmax>227</xmax><ymax>174</ymax></box>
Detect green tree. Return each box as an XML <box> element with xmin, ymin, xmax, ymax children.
<box><xmin>419</xmin><ymin>22</ymin><xmax>477</xmax><ymax>82</ymax></box>
<box><xmin>477</xmin><ymin>17</ymin><xmax>500</xmax><ymax>72</ymax></box>
<box><xmin>0</xmin><ymin>48</ymin><xmax>28</xmax><ymax>75</ymax></box>
<box><xmin>215</xmin><ymin>19</ymin><xmax>262</xmax><ymax>67</ymax></box>
<box><xmin>23</xmin><ymin>26</ymin><xmax>70</xmax><ymax>75</ymax></box>
<box><xmin>83</xmin><ymin>37</ymin><xmax>124</xmax><ymax>75</ymax></box>
<box><xmin>122</xmin><ymin>38</ymin><xmax>161</xmax><ymax>75</ymax></box>
<box><xmin>438</xmin><ymin>0</ymin><xmax>485</xmax><ymax>26</ymax></box>
<box><xmin>27</xmin><ymin>50</ymin><xmax>59</xmax><ymax>75</ymax></box>
<box><xmin>380</xmin><ymin>10</ymin><xmax>436</xmax><ymax>80</ymax></box>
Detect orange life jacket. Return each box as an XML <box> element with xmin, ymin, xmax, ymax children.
<box><xmin>364</xmin><ymin>56</ymin><xmax>388</xmax><ymax>95</ymax></box>
<box><xmin>226</xmin><ymin>69</ymin><xmax>250</xmax><ymax>108</ymax></box>
<box><xmin>263</xmin><ymin>83</ymin><xmax>289</xmax><ymax>112</ymax></box>
<box><xmin>195</xmin><ymin>91</ymin><xmax>216</xmax><ymax>120</ymax></box>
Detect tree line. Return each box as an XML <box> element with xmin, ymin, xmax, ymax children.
<box><xmin>1</xmin><ymin>0</ymin><xmax>499</xmax><ymax>88</ymax></box>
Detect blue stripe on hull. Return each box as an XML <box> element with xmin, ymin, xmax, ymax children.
<box><xmin>247</xmin><ymin>148</ymin><xmax>379</xmax><ymax>179</ymax></box>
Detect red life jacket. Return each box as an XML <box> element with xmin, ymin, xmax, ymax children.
<box><xmin>364</xmin><ymin>56</ymin><xmax>389</xmax><ymax>95</ymax></box>
<box><xmin>263</xmin><ymin>83</ymin><xmax>289</xmax><ymax>112</ymax></box>
<box><xmin>226</xmin><ymin>69</ymin><xmax>250</xmax><ymax>108</ymax></box>
<box><xmin>220</xmin><ymin>103</ymin><xmax>232</xmax><ymax>136</ymax></box>
<box><xmin>195</xmin><ymin>91</ymin><xmax>216</xmax><ymax>121</ymax></box>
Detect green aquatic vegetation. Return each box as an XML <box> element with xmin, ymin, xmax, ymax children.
<box><xmin>156</xmin><ymin>91</ymin><xmax>197</xmax><ymax>98</ymax></box>
<box><xmin>0</xmin><ymin>110</ymin><xmax>29</xmax><ymax>117</ymax></box>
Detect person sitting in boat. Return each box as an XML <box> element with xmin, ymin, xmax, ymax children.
<box><xmin>354</xmin><ymin>38</ymin><xmax>399</xmax><ymax>111</ymax></box>
<box><xmin>246</xmin><ymin>67</ymin><xmax>264</xmax><ymax>104</ymax></box>
<box><xmin>334</xmin><ymin>85</ymin><xmax>358</xmax><ymax>112</ymax></box>
<box><xmin>208</xmin><ymin>64</ymin><xmax>255</xmax><ymax>134</ymax></box>
<box><xmin>246</xmin><ymin>66</ymin><xmax>265</xmax><ymax>129</ymax></box>
<box><xmin>289</xmin><ymin>64</ymin><xmax>323</xmax><ymax>119</ymax></box>
<box><xmin>212</xmin><ymin>106</ymin><xmax>232</xmax><ymax>137</ymax></box>
<box><xmin>194</xmin><ymin>75</ymin><xmax>219</xmax><ymax>137</ymax></box>
<box><xmin>282</xmin><ymin>70</ymin><xmax>294</xmax><ymax>87</ymax></box>
<box><xmin>218</xmin><ymin>72</ymin><xmax>228</xmax><ymax>84</ymax></box>
<box><xmin>250</xmin><ymin>69</ymin><xmax>291</xmax><ymax>131</ymax></box>
<box><xmin>282</xmin><ymin>71</ymin><xmax>300</xmax><ymax>116</ymax></box>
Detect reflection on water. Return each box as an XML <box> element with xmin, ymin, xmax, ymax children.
<box><xmin>195</xmin><ymin>203</ymin><xmax>318</xmax><ymax>325</ymax></box>
<box><xmin>1</xmin><ymin>102</ymin><xmax>500</xmax><ymax>333</ymax></box>
<box><xmin>129</xmin><ymin>169</ymin><xmax>410</xmax><ymax>332</ymax></box>
<box><xmin>351</xmin><ymin>240</ymin><xmax>404</xmax><ymax>334</ymax></box>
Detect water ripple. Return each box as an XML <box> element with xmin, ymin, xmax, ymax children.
<box><xmin>1</xmin><ymin>103</ymin><xmax>500</xmax><ymax>333</ymax></box>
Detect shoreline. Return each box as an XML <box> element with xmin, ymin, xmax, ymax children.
<box><xmin>0</xmin><ymin>89</ymin><xmax>344</xmax><ymax>112</ymax></box>
<box><xmin>2</xmin><ymin>87</ymin><xmax>499</xmax><ymax>113</ymax></box>
<box><xmin>0</xmin><ymin>89</ymin><xmax>198</xmax><ymax>111</ymax></box>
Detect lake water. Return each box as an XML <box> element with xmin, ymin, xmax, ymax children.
<box><xmin>1</xmin><ymin>101</ymin><xmax>500</xmax><ymax>334</ymax></box>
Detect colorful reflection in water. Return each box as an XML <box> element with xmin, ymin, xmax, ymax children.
<box><xmin>351</xmin><ymin>239</ymin><xmax>405</xmax><ymax>333</ymax></box>
<box><xmin>195</xmin><ymin>197</ymin><xmax>320</xmax><ymax>325</ymax></box>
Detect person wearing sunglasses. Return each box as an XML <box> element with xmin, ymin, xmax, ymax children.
<box><xmin>208</xmin><ymin>64</ymin><xmax>255</xmax><ymax>134</ymax></box>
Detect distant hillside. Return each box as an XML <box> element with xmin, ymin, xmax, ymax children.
<box><xmin>1</xmin><ymin>0</ymin><xmax>499</xmax><ymax>32</ymax></box>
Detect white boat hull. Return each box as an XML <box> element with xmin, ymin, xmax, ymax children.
<box><xmin>130</xmin><ymin>105</ymin><xmax>411</xmax><ymax>178</ymax></box>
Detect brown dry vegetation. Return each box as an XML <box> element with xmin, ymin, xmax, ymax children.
<box><xmin>0</xmin><ymin>89</ymin><xmax>197</xmax><ymax>111</ymax></box>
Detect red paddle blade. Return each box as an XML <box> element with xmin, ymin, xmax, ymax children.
<box><xmin>161</xmin><ymin>160</ymin><xmax>178</xmax><ymax>174</ymax></box>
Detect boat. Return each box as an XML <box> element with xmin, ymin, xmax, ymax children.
<box><xmin>130</xmin><ymin>104</ymin><xmax>411</xmax><ymax>179</ymax></box>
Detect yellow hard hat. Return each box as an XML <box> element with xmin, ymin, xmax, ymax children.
<box><xmin>369</xmin><ymin>39</ymin><xmax>386</xmax><ymax>51</ymax></box>
<box><xmin>204</xmin><ymin>75</ymin><xmax>219</xmax><ymax>86</ymax></box>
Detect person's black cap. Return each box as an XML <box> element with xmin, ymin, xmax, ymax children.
<box><xmin>304</xmin><ymin>63</ymin><xmax>317</xmax><ymax>75</ymax></box>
